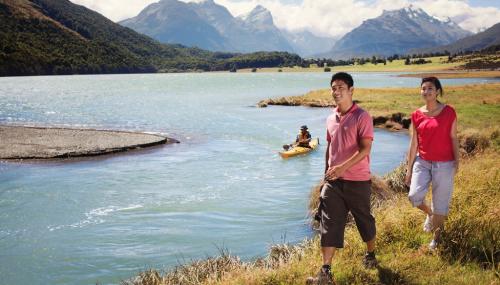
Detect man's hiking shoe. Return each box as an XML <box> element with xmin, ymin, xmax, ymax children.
<box><xmin>305</xmin><ymin>267</ymin><xmax>336</xmax><ymax>285</ymax></box>
<box><xmin>363</xmin><ymin>252</ymin><xmax>378</xmax><ymax>269</ymax></box>
<box><xmin>423</xmin><ymin>214</ymin><xmax>433</xmax><ymax>233</ymax></box>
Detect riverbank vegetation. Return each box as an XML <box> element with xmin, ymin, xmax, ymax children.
<box><xmin>397</xmin><ymin>70</ymin><xmax>500</xmax><ymax>78</ymax></box>
<box><xmin>258</xmin><ymin>83</ymin><xmax>500</xmax><ymax>137</ymax></box>
<box><xmin>238</xmin><ymin>51</ymin><xmax>500</xmax><ymax>74</ymax></box>
<box><xmin>126</xmin><ymin>153</ymin><xmax>499</xmax><ymax>285</ymax></box>
<box><xmin>237</xmin><ymin>56</ymin><xmax>458</xmax><ymax>73</ymax></box>
<box><xmin>127</xmin><ymin>82</ymin><xmax>499</xmax><ymax>284</ymax></box>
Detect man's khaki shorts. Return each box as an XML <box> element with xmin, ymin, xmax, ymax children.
<box><xmin>319</xmin><ymin>179</ymin><xmax>376</xmax><ymax>248</ymax></box>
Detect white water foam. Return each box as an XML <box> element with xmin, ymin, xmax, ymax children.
<box><xmin>48</xmin><ymin>204</ymin><xmax>143</xmax><ymax>231</ymax></box>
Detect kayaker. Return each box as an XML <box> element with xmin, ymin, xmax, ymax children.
<box><xmin>283</xmin><ymin>125</ymin><xmax>311</xmax><ymax>150</ymax></box>
<box><xmin>296</xmin><ymin>125</ymin><xmax>312</xmax><ymax>147</ymax></box>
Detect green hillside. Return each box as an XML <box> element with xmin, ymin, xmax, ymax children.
<box><xmin>0</xmin><ymin>0</ymin><xmax>303</xmax><ymax>76</ymax></box>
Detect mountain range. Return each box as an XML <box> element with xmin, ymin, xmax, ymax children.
<box><xmin>2</xmin><ymin>0</ymin><xmax>498</xmax><ymax>77</ymax></box>
<box><xmin>322</xmin><ymin>6</ymin><xmax>472</xmax><ymax>59</ymax></box>
<box><xmin>120</xmin><ymin>0</ymin><xmax>333</xmax><ymax>57</ymax></box>
<box><xmin>410</xmin><ymin>22</ymin><xmax>500</xmax><ymax>54</ymax></box>
<box><xmin>121</xmin><ymin>1</ymin><xmax>485</xmax><ymax>59</ymax></box>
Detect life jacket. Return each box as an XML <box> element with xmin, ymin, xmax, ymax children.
<box><xmin>296</xmin><ymin>131</ymin><xmax>311</xmax><ymax>147</ymax></box>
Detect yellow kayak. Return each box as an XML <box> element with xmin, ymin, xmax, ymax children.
<box><xmin>279</xmin><ymin>138</ymin><xmax>319</xmax><ymax>158</ymax></box>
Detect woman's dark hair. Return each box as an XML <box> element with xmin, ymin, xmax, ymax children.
<box><xmin>421</xmin><ymin>76</ymin><xmax>443</xmax><ymax>96</ymax></box>
<box><xmin>331</xmin><ymin>72</ymin><xmax>354</xmax><ymax>88</ymax></box>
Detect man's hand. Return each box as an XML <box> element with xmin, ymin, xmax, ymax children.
<box><xmin>325</xmin><ymin>165</ymin><xmax>346</xmax><ymax>181</ymax></box>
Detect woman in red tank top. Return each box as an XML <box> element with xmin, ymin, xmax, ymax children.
<box><xmin>404</xmin><ymin>77</ymin><xmax>460</xmax><ymax>251</ymax></box>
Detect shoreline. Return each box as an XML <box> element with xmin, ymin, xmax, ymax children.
<box><xmin>127</xmin><ymin>80</ymin><xmax>499</xmax><ymax>284</ymax></box>
<box><xmin>129</xmin><ymin>152</ymin><xmax>499</xmax><ymax>285</ymax></box>
<box><xmin>3</xmin><ymin>68</ymin><xmax>499</xmax><ymax>80</ymax></box>
<box><xmin>3</xmin><ymin>77</ymin><xmax>498</xmax><ymax>284</ymax></box>
<box><xmin>257</xmin><ymin>82</ymin><xmax>500</xmax><ymax>133</ymax></box>
<box><xmin>0</xmin><ymin>125</ymin><xmax>179</xmax><ymax>161</ymax></box>
<box><xmin>257</xmin><ymin>99</ymin><xmax>411</xmax><ymax>132</ymax></box>
<box><xmin>397</xmin><ymin>70</ymin><xmax>500</xmax><ymax>78</ymax></box>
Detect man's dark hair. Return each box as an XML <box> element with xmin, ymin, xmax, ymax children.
<box><xmin>330</xmin><ymin>72</ymin><xmax>354</xmax><ymax>88</ymax></box>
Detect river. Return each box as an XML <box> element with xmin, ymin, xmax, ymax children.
<box><xmin>0</xmin><ymin>72</ymin><xmax>497</xmax><ymax>284</ymax></box>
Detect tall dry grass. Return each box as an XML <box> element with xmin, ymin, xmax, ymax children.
<box><xmin>441</xmin><ymin>151</ymin><xmax>500</xmax><ymax>266</ymax></box>
<box><xmin>123</xmin><ymin>241</ymin><xmax>315</xmax><ymax>285</ymax></box>
<box><xmin>126</xmin><ymin>104</ymin><xmax>500</xmax><ymax>285</ymax></box>
<box><xmin>127</xmin><ymin>149</ymin><xmax>499</xmax><ymax>284</ymax></box>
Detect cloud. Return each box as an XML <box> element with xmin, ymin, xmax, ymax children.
<box><xmin>69</xmin><ymin>0</ymin><xmax>500</xmax><ymax>36</ymax></box>
<box><xmin>70</xmin><ymin>0</ymin><xmax>159</xmax><ymax>22</ymax></box>
<box><xmin>213</xmin><ymin>0</ymin><xmax>406</xmax><ymax>37</ymax></box>
<box><xmin>412</xmin><ymin>0</ymin><xmax>500</xmax><ymax>32</ymax></box>
<box><xmin>215</xmin><ymin>0</ymin><xmax>500</xmax><ymax>36</ymax></box>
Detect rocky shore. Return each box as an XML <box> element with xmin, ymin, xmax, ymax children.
<box><xmin>257</xmin><ymin>97</ymin><xmax>335</xmax><ymax>108</ymax></box>
<box><xmin>0</xmin><ymin>125</ymin><xmax>178</xmax><ymax>160</ymax></box>
<box><xmin>257</xmin><ymin>97</ymin><xmax>410</xmax><ymax>131</ymax></box>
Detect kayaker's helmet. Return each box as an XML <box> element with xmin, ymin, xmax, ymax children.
<box><xmin>300</xmin><ymin>125</ymin><xmax>308</xmax><ymax>131</ymax></box>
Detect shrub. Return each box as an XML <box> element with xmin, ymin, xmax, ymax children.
<box><xmin>384</xmin><ymin>161</ymin><xmax>408</xmax><ymax>193</ymax></box>
<box><xmin>459</xmin><ymin>130</ymin><xmax>490</xmax><ymax>155</ymax></box>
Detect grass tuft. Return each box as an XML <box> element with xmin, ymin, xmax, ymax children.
<box><xmin>123</xmin><ymin>251</ymin><xmax>242</xmax><ymax>285</ymax></box>
<box><xmin>459</xmin><ymin>129</ymin><xmax>492</xmax><ymax>155</ymax></box>
<box><xmin>384</xmin><ymin>162</ymin><xmax>408</xmax><ymax>193</ymax></box>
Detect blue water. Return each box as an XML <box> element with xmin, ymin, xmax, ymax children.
<box><xmin>0</xmin><ymin>72</ymin><xmax>496</xmax><ymax>285</ymax></box>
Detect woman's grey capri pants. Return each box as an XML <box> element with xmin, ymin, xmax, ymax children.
<box><xmin>408</xmin><ymin>156</ymin><xmax>455</xmax><ymax>215</ymax></box>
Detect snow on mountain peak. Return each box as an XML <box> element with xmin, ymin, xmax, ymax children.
<box><xmin>242</xmin><ymin>5</ymin><xmax>273</xmax><ymax>25</ymax></box>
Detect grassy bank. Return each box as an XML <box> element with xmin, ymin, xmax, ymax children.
<box><xmin>310</xmin><ymin>83</ymin><xmax>499</xmax><ymax>129</ymax></box>
<box><xmin>221</xmin><ymin>150</ymin><xmax>500</xmax><ymax>285</ymax></box>
<box><xmin>236</xmin><ymin>68</ymin><xmax>500</xmax><ymax>79</ymax></box>
<box><xmin>238</xmin><ymin>56</ymin><xmax>475</xmax><ymax>73</ymax></box>
<box><xmin>258</xmin><ymin>83</ymin><xmax>500</xmax><ymax>138</ymax></box>
<box><xmin>238</xmin><ymin>56</ymin><xmax>459</xmax><ymax>73</ymax></box>
<box><xmin>397</xmin><ymin>70</ymin><xmax>500</xmax><ymax>79</ymax></box>
<box><xmin>235</xmin><ymin>52</ymin><xmax>500</xmax><ymax>77</ymax></box>
<box><xmin>329</xmin><ymin>56</ymin><xmax>461</xmax><ymax>72</ymax></box>
<box><xmin>127</xmin><ymin>83</ymin><xmax>500</xmax><ymax>285</ymax></box>
<box><xmin>127</xmin><ymin>151</ymin><xmax>499</xmax><ymax>285</ymax></box>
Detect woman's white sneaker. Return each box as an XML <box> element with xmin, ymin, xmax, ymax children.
<box><xmin>423</xmin><ymin>214</ymin><xmax>433</xmax><ymax>233</ymax></box>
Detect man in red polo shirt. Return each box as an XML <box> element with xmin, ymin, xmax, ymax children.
<box><xmin>307</xmin><ymin>72</ymin><xmax>376</xmax><ymax>285</ymax></box>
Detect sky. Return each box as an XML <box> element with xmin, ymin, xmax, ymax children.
<box><xmin>70</xmin><ymin>0</ymin><xmax>500</xmax><ymax>38</ymax></box>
